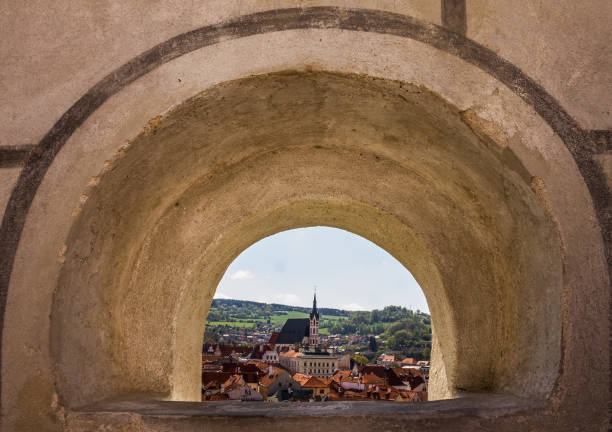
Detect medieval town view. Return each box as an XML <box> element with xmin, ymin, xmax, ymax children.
<box><xmin>201</xmin><ymin>227</ymin><xmax>431</xmax><ymax>403</ymax></box>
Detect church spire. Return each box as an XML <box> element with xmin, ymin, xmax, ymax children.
<box><xmin>310</xmin><ymin>290</ymin><xmax>319</xmax><ymax>320</ymax></box>
<box><xmin>309</xmin><ymin>288</ymin><xmax>320</xmax><ymax>347</ymax></box>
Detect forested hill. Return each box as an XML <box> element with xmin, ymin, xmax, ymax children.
<box><xmin>207</xmin><ymin>298</ymin><xmax>431</xmax><ymax>341</ymax></box>
<box><xmin>209</xmin><ymin>298</ymin><xmax>350</xmax><ymax>318</ymax></box>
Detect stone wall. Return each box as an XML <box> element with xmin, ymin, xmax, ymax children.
<box><xmin>0</xmin><ymin>2</ymin><xmax>610</xmax><ymax>431</ymax></box>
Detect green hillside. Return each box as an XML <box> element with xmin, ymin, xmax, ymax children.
<box><xmin>205</xmin><ymin>299</ymin><xmax>431</xmax><ymax>359</ymax></box>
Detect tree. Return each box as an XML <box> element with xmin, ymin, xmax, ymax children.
<box><xmin>368</xmin><ymin>336</ymin><xmax>378</xmax><ymax>352</ymax></box>
<box><xmin>352</xmin><ymin>354</ymin><xmax>369</xmax><ymax>365</ymax></box>
<box><xmin>387</xmin><ymin>329</ymin><xmax>411</xmax><ymax>349</ymax></box>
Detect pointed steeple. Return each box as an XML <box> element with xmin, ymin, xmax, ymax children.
<box><xmin>308</xmin><ymin>289</ymin><xmax>320</xmax><ymax>348</ymax></box>
<box><xmin>310</xmin><ymin>291</ymin><xmax>319</xmax><ymax>320</ymax></box>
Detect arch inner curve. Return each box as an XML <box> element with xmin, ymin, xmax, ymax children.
<box><xmin>51</xmin><ymin>71</ymin><xmax>563</xmax><ymax>408</ymax></box>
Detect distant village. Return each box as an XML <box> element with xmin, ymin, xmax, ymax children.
<box><xmin>202</xmin><ymin>294</ymin><xmax>430</xmax><ymax>402</ymax></box>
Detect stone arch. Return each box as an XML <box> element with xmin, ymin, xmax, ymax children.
<box><xmin>0</xmin><ymin>6</ymin><xmax>608</xmax><ymax>432</ymax></box>
<box><xmin>51</xmin><ymin>71</ymin><xmax>562</xmax><ymax>407</ymax></box>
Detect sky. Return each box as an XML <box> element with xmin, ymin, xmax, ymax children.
<box><xmin>213</xmin><ymin>226</ymin><xmax>429</xmax><ymax>313</ymax></box>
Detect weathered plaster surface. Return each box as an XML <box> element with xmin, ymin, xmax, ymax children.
<box><xmin>0</xmin><ymin>169</ymin><xmax>20</xmax><ymax>218</ymax></box>
<box><xmin>468</xmin><ymin>0</ymin><xmax>612</xmax><ymax>130</ymax></box>
<box><xmin>0</xmin><ymin>0</ymin><xmax>440</xmax><ymax>148</ymax></box>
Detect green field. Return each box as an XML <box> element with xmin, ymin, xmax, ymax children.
<box><xmin>322</xmin><ymin>315</ymin><xmax>346</xmax><ymax>320</ymax></box>
<box><xmin>206</xmin><ymin>311</ymin><xmax>346</xmax><ymax>330</ymax></box>
<box><xmin>270</xmin><ymin>311</ymin><xmax>347</xmax><ymax>322</ymax></box>
<box><xmin>270</xmin><ymin>311</ymin><xmax>309</xmax><ymax>322</ymax></box>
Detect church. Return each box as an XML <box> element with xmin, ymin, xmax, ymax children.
<box><xmin>275</xmin><ymin>293</ymin><xmax>321</xmax><ymax>349</ymax></box>
<box><xmin>276</xmin><ymin>294</ymin><xmax>338</xmax><ymax>378</ymax></box>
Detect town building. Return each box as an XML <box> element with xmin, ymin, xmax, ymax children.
<box><xmin>293</xmin><ymin>374</ymin><xmax>330</xmax><ymax>400</ymax></box>
<box><xmin>376</xmin><ymin>353</ymin><xmax>395</xmax><ymax>366</ymax></box>
<box><xmin>279</xmin><ymin>348</ymin><xmax>339</xmax><ymax>379</ymax></box>
<box><xmin>337</xmin><ymin>353</ymin><xmax>351</xmax><ymax>370</ymax></box>
<box><xmin>298</xmin><ymin>350</ymin><xmax>337</xmax><ymax>378</ymax></box>
<box><xmin>257</xmin><ymin>366</ymin><xmax>300</xmax><ymax>398</ymax></box>
<box><xmin>249</xmin><ymin>344</ymin><xmax>279</xmax><ymax>363</ymax></box>
<box><xmin>278</xmin><ymin>349</ymin><xmax>302</xmax><ymax>374</ymax></box>
<box><xmin>275</xmin><ymin>293</ymin><xmax>338</xmax><ymax>378</ymax></box>
<box><xmin>202</xmin><ymin>343</ymin><xmax>252</xmax><ymax>360</ymax></box>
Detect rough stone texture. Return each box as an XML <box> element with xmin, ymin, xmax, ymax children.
<box><xmin>0</xmin><ymin>0</ymin><xmax>441</xmax><ymax>148</ymax></box>
<box><xmin>0</xmin><ymin>3</ymin><xmax>609</xmax><ymax>432</ymax></box>
<box><xmin>467</xmin><ymin>0</ymin><xmax>612</xmax><ymax>130</ymax></box>
<box><xmin>52</xmin><ymin>72</ymin><xmax>562</xmax><ymax>408</ymax></box>
<box><xmin>64</xmin><ymin>395</ymin><xmax>549</xmax><ymax>432</ymax></box>
<box><xmin>0</xmin><ymin>169</ymin><xmax>20</xmax><ymax>220</ymax></box>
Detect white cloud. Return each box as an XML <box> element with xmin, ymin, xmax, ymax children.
<box><xmin>213</xmin><ymin>291</ymin><xmax>232</xmax><ymax>299</ymax></box>
<box><xmin>340</xmin><ymin>303</ymin><xmax>368</xmax><ymax>311</ymax></box>
<box><xmin>229</xmin><ymin>269</ymin><xmax>254</xmax><ymax>280</ymax></box>
<box><xmin>274</xmin><ymin>293</ymin><xmax>301</xmax><ymax>306</ymax></box>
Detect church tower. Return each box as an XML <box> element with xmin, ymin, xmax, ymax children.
<box><xmin>309</xmin><ymin>292</ymin><xmax>320</xmax><ymax>347</ymax></box>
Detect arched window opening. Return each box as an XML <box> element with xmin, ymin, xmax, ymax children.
<box><xmin>201</xmin><ymin>227</ymin><xmax>433</xmax><ymax>403</ymax></box>
<box><xmin>48</xmin><ymin>71</ymin><xmax>565</xmax><ymax>417</ymax></box>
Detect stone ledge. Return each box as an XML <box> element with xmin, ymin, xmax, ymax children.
<box><xmin>74</xmin><ymin>393</ymin><xmax>540</xmax><ymax>417</ymax></box>
<box><xmin>65</xmin><ymin>394</ymin><xmax>553</xmax><ymax>431</ymax></box>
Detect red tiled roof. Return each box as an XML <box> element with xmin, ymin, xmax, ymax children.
<box><xmin>260</xmin><ymin>367</ymin><xmax>288</xmax><ymax>387</ymax></box>
<box><xmin>201</xmin><ymin>372</ymin><xmax>234</xmax><ymax>385</ymax></box>
<box><xmin>378</xmin><ymin>354</ymin><xmax>395</xmax><ymax>362</ymax></box>
<box><xmin>200</xmin><ymin>355</ymin><xmax>226</xmax><ymax>362</ymax></box>
<box><xmin>301</xmin><ymin>376</ymin><xmax>328</xmax><ymax>389</ymax></box>
<box><xmin>250</xmin><ymin>344</ymin><xmax>277</xmax><ymax>360</ymax></box>
<box><xmin>218</xmin><ymin>362</ymin><xmax>265</xmax><ymax>378</ymax></box>
<box><xmin>268</xmin><ymin>332</ymin><xmax>280</xmax><ymax>345</ymax></box>
<box><xmin>359</xmin><ymin>365</ymin><xmax>387</xmax><ymax>377</ymax></box>
<box><xmin>393</xmin><ymin>367</ymin><xmax>426</xmax><ymax>389</ymax></box>
<box><xmin>203</xmin><ymin>380</ymin><xmax>221</xmax><ymax>390</ymax></box>
<box><xmin>247</xmin><ymin>361</ymin><xmax>272</xmax><ymax>372</ymax></box>
<box><xmin>243</xmin><ymin>372</ymin><xmax>259</xmax><ymax>384</ymax></box>
<box><xmin>293</xmin><ymin>373</ymin><xmax>312</xmax><ymax>386</ymax></box>
<box><xmin>202</xmin><ymin>343</ymin><xmax>252</xmax><ymax>357</ymax></box>
<box><xmin>223</xmin><ymin>374</ymin><xmax>245</xmax><ymax>389</ymax></box>
<box><xmin>361</xmin><ymin>373</ymin><xmax>385</xmax><ymax>385</ymax></box>
<box><xmin>329</xmin><ymin>388</ymin><xmax>370</xmax><ymax>401</ymax></box>
<box><xmin>222</xmin><ymin>363</ymin><xmax>239</xmax><ymax>373</ymax></box>
<box><xmin>280</xmin><ymin>349</ymin><xmax>301</xmax><ymax>358</ymax></box>
<box><xmin>394</xmin><ymin>367</ymin><xmax>422</xmax><ymax>378</ymax></box>
<box><xmin>330</xmin><ymin>370</ymin><xmax>355</xmax><ymax>383</ymax></box>
<box><xmin>358</xmin><ymin>365</ymin><xmax>404</xmax><ymax>386</ymax></box>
